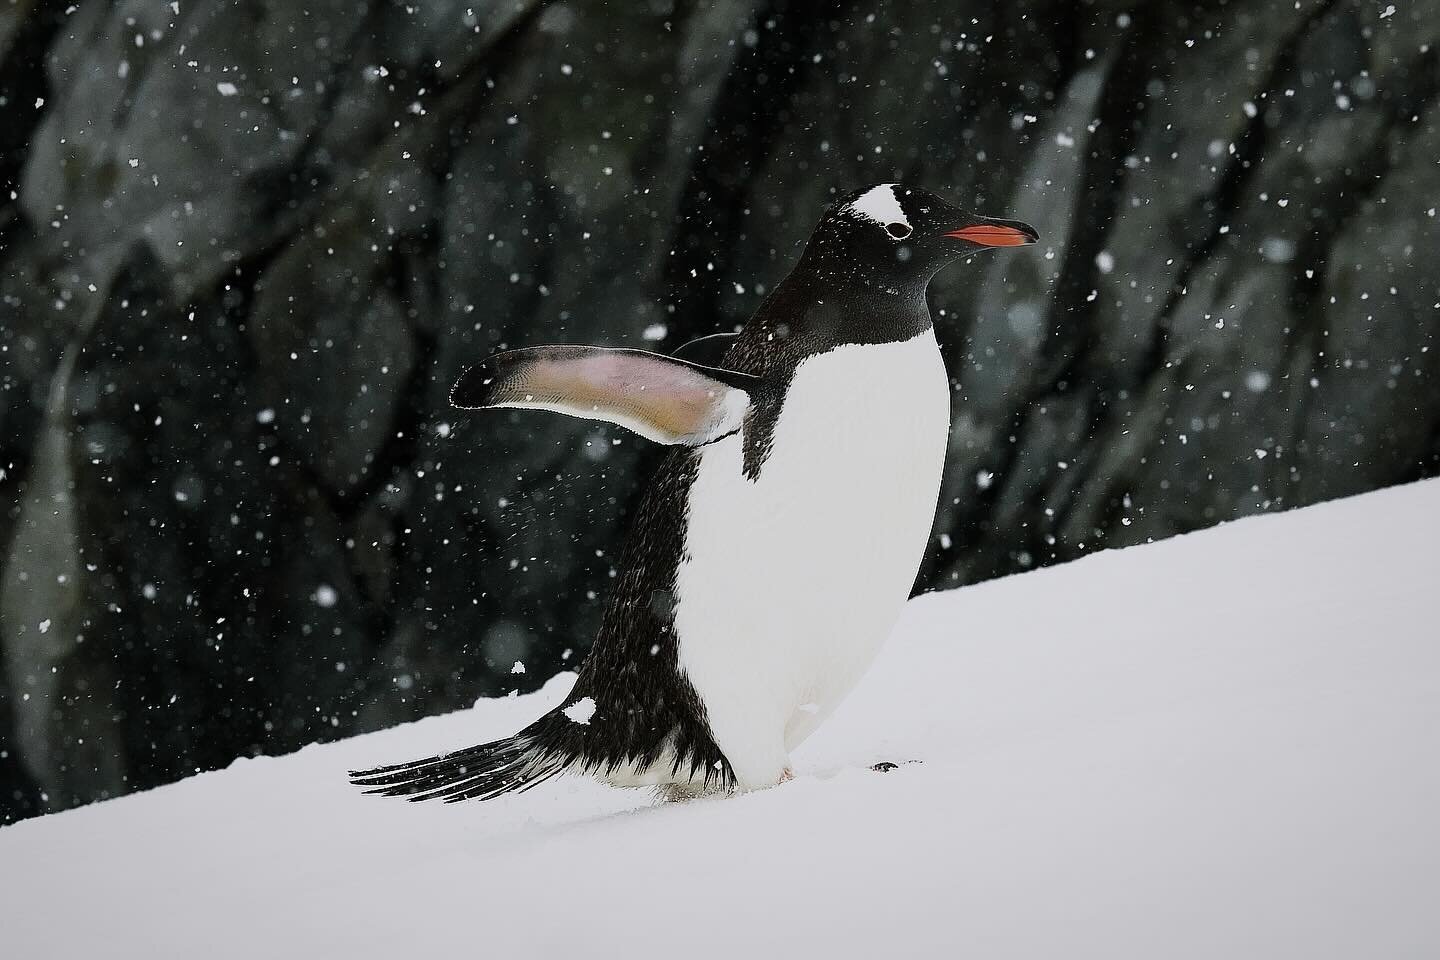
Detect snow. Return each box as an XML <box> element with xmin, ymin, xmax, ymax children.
<box><xmin>2</xmin><ymin>480</ymin><xmax>1438</xmax><ymax>958</ymax></box>
<box><xmin>561</xmin><ymin>695</ymin><xmax>596</xmax><ymax>725</ymax></box>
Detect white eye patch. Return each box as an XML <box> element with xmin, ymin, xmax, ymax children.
<box><xmin>846</xmin><ymin>184</ymin><xmax>911</xmax><ymax>234</ymax></box>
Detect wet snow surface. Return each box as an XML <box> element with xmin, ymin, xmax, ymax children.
<box><xmin>2</xmin><ymin>480</ymin><xmax>1438</xmax><ymax>958</ymax></box>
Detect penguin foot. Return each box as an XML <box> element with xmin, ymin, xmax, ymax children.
<box><xmin>779</xmin><ymin>768</ymin><xmax>795</xmax><ymax>784</ymax></box>
<box><xmin>656</xmin><ymin>782</ymin><xmax>705</xmax><ymax>803</ymax></box>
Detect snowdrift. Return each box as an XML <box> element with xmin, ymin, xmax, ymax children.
<box><xmin>2</xmin><ymin>480</ymin><xmax>1437</xmax><ymax>959</ymax></box>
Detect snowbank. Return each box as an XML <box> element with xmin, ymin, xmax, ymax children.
<box><xmin>2</xmin><ymin>480</ymin><xmax>1437</xmax><ymax>959</ymax></box>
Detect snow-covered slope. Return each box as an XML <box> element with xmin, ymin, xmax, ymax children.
<box><xmin>3</xmin><ymin>481</ymin><xmax>1438</xmax><ymax>959</ymax></box>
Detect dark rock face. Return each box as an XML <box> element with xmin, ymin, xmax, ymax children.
<box><xmin>1</xmin><ymin>0</ymin><xmax>1436</xmax><ymax>822</ymax></box>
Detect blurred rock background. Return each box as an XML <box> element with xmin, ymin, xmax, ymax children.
<box><xmin>1</xmin><ymin>0</ymin><xmax>1436</xmax><ymax>824</ymax></box>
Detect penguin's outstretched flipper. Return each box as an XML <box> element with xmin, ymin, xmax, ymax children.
<box><xmin>349</xmin><ymin>722</ymin><xmax>565</xmax><ymax>803</ymax></box>
<box><xmin>451</xmin><ymin>345</ymin><xmax>757</xmax><ymax>446</ymax></box>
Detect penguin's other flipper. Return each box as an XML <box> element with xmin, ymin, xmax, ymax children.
<box><xmin>670</xmin><ymin>331</ymin><xmax>740</xmax><ymax>367</ymax></box>
<box><xmin>451</xmin><ymin>345</ymin><xmax>757</xmax><ymax>446</ymax></box>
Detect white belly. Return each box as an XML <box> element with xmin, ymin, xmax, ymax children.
<box><xmin>672</xmin><ymin>329</ymin><xmax>951</xmax><ymax>789</ymax></box>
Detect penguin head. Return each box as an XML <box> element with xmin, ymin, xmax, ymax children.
<box><xmin>816</xmin><ymin>183</ymin><xmax>1038</xmax><ymax>283</ymax></box>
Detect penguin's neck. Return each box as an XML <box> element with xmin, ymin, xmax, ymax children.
<box><xmin>757</xmin><ymin>264</ymin><xmax>934</xmax><ymax>354</ymax></box>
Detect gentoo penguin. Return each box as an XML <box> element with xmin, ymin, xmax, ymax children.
<box><xmin>351</xmin><ymin>184</ymin><xmax>1037</xmax><ymax>802</ymax></box>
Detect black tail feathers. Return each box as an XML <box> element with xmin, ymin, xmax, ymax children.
<box><xmin>348</xmin><ymin>724</ymin><xmax>566</xmax><ymax>803</ymax></box>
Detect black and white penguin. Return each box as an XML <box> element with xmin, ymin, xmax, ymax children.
<box><xmin>350</xmin><ymin>184</ymin><xmax>1037</xmax><ymax>801</ymax></box>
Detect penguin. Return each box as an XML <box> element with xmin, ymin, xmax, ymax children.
<box><xmin>350</xmin><ymin>184</ymin><xmax>1037</xmax><ymax>802</ymax></box>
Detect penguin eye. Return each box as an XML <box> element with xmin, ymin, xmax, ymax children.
<box><xmin>885</xmin><ymin>222</ymin><xmax>912</xmax><ymax>240</ymax></box>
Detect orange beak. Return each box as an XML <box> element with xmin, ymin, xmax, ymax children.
<box><xmin>945</xmin><ymin>223</ymin><xmax>1039</xmax><ymax>247</ymax></box>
